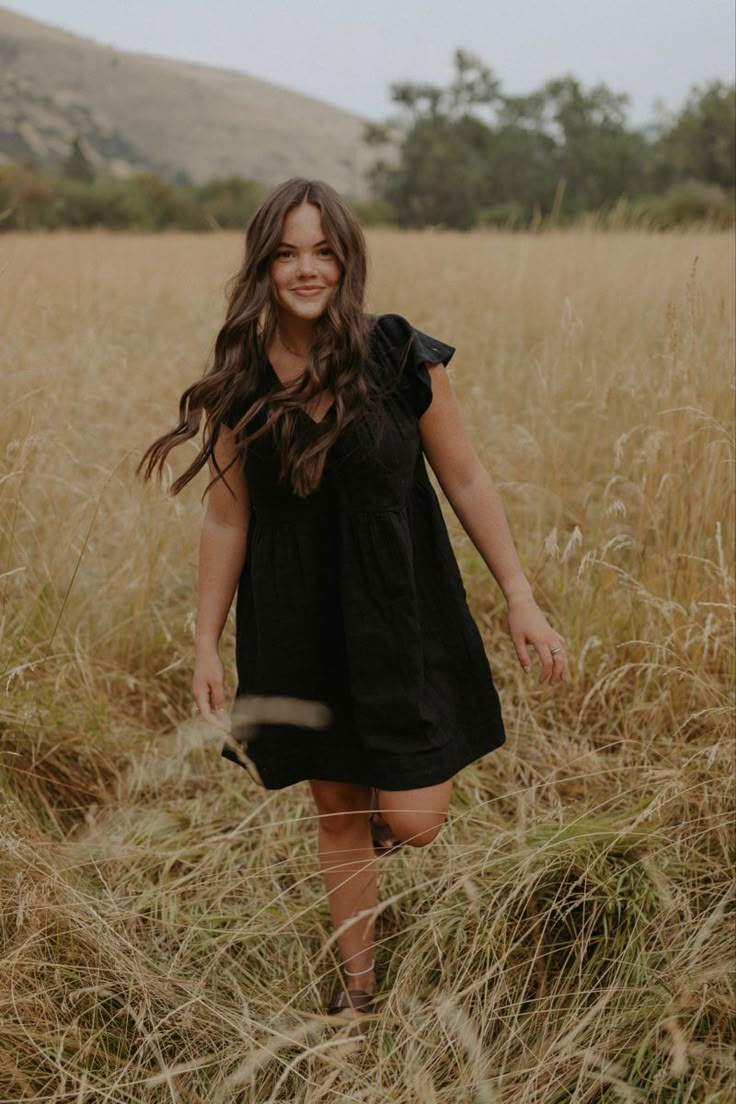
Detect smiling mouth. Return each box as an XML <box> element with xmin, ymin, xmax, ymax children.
<box><xmin>292</xmin><ymin>287</ymin><xmax>325</xmax><ymax>293</ymax></box>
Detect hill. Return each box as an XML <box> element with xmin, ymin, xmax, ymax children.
<box><xmin>0</xmin><ymin>6</ymin><xmax>378</xmax><ymax>195</ymax></box>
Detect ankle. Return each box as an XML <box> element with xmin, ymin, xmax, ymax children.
<box><xmin>344</xmin><ymin>956</ymin><xmax>374</xmax><ymax>977</ymax></box>
<box><xmin>343</xmin><ymin>957</ymin><xmax>376</xmax><ymax>991</ymax></box>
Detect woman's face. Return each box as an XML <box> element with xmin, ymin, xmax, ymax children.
<box><xmin>269</xmin><ymin>202</ymin><xmax>341</xmax><ymax>324</ymax></box>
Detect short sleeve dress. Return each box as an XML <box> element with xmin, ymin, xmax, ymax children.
<box><xmin>219</xmin><ymin>312</ymin><xmax>506</xmax><ymax>790</ymax></box>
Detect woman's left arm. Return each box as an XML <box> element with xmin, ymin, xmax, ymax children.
<box><xmin>418</xmin><ymin>362</ymin><xmax>568</xmax><ymax>686</ymax></box>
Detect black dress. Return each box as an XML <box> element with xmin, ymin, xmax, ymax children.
<box><xmin>220</xmin><ymin>312</ymin><xmax>506</xmax><ymax>790</ymax></box>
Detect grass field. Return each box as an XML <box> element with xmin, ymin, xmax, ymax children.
<box><xmin>1</xmin><ymin>228</ymin><xmax>734</xmax><ymax>1102</ymax></box>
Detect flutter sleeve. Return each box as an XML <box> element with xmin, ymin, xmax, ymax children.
<box><xmin>374</xmin><ymin>313</ymin><xmax>456</xmax><ymax>418</ymax></box>
<box><xmin>404</xmin><ymin>321</ymin><xmax>456</xmax><ymax>418</ymax></box>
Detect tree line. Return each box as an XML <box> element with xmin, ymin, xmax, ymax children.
<box><xmin>363</xmin><ymin>51</ymin><xmax>735</xmax><ymax>229</ymax></box>
<box><xmin>1</xmin><ymin>50</ymin><xmax>733</xmax><ymax>232</ymax></box>
<box><xmin>0</xmin><ymin>156</ymin><xmax>266</xmax><ymax>232</ymax></box>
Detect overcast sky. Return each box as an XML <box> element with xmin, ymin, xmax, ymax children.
<box><xmin>6</xmin><ymin>0</ymin><xmax>735</xmax><ymax>124</ymax></box>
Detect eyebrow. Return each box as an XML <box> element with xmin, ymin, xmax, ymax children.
<box><xmin>277</xmin><ymin>239</ymin><xmax>330</xmax><ymax>248</ymax></box>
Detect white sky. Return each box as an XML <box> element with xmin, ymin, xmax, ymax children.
<box><xmin>5</xmin><ymin>0</ymin><xmax>735</xmax><ymax>124</ymax></box>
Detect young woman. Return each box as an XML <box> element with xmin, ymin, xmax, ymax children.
<box><xmin>138</xmin><ymin>177</ymin><xmax>567</xmax><ymax>1024</ymax></box>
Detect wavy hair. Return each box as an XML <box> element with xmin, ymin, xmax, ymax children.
<box><xmin>137</xmin><ymin>177</ymin><xmax>391</xmax><ymax>499</ymax></box>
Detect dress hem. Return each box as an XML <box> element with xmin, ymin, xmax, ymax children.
<box><xmin>220</xmin><ymin>727</ymin><xmax>506</xmax><ymax>791</ymax></box>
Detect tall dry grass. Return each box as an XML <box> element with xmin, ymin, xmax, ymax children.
<box><xmin>1</xmin><ymin>228</ymin><xmax>734</xmax><ymax>1102</ymax></box>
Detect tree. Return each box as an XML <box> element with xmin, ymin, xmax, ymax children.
<box><xmin>382</xmin><ymin>116</ymin><xmax>489</xmax><ymax>229</ymax></box>
<box><xmin>370</xmin><ymin>50</ymin><xmax>503</xmax><ymax>228</ymax></box>
<box><xmin>539</xmin><ymin>76</ymin><xmax>648</xmax><ymax>212</ymax></box>
<box><xmin>365</xmin><ymin>53</ymin><xmax>650</xmax><ymax>228</ymax></box>
<box><xmin>62</xmin><ymin>136</ymin><xmax>95</xmax><ymax>184</ymax></box>
<box><xmin>649</xmin><ymin>81</ymin><xmax>736</xmax><ymax>191</ymax></box>
<box><xmin>190</xmin><ymin>176</ymin><xmax>263</xmax><ymax>229</ymax></box>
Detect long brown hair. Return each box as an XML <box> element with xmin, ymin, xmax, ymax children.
<box><xmin>137</xmin><ymin>177</ymin><xmax>390</xmax><ymax>500</ymax></box>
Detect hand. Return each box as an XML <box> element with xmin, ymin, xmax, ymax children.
<box><xmin>192</xmin><ymin>647</ymin><xmax>230</xmax><ymax>730</ymax></box>
<box><xmin>506</xmin><ymin>596</ymin><xmax>568</xmax><ymax>685</ymax></box>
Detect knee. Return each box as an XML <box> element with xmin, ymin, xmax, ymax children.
<box><xmin>311</xmin><ymin>783</ymin><xmax>371</xmax><ymax>836</ymax></box>
<box><xmin>391</xmin><ymin>813</ymin><xmax>446</xmax><ymax>848</ymax></box>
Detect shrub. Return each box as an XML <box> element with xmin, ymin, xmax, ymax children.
<box><xmin>629</xmin><ymin>179</ymin><xmax>735</xmax><ymax>229</ymax></box>
<box><xmin>350</xmin><ymin>197</ymin><xmax>398</xmax><ymax>226</ymax></box>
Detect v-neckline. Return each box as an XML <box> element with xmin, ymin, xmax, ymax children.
<box><xmin>265</xmin><ymin>358</ymin><xmax>336</xmax><ymax>425</ymax></box>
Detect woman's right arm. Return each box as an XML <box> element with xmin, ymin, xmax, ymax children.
<box><xmin>192</xmin><ymin>423</ymin><xmax>251</xmax><ymax>725</ymax></box>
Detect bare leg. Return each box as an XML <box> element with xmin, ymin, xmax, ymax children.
<box><xmin>375</xmin><ymin>779</ymin><xmax>453</xmax><ymax>847</ymax></box>
<box><xmin>309</xmin><ymin>780</ymin><xmax>377</xmax><ymax>994</ymax></box>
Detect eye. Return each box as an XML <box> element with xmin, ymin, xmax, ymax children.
<box><xmin>318</xmin><ymin>247</ymin><xmax>334</xmax><ymax>257</ymax></box>
<box><xmin>275</xmin><ymin>249</ymin><xmax>293</xmax><ymax>260</ymax></box>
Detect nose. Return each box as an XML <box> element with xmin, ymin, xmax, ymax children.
<box><xmin>296</xmin><ymin>252</ymin><xmax>318</xmax><ymax>278</ymax></box>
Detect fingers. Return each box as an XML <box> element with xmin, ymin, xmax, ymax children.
<box><xmin>515</xmin><ymin>638</ymin><xmax>533</xmax><ymax>674</ymax></box>
<box><xmin>518</xmin><ymin>636</ymin><xmax>568</xmax><ymax>685</ymax></box>
<box><xmin>193</xmin><ymin>682</ymin><xmax>213</xmax><ymax>720</ymax></box>
<box><xmin>211</xmin><ymin>680</ymin><xmax>226</xmax><ymax>713</ymax></box>
<box><xmin>538</xmin><ymin>638</ymin><xmax>568</xmax><ymax>685</ymax></box>
<box><xmin>192</xmin><ymin>678</ymin><xmax>228</xmax><ymax>728</ymax></box>
<box><xmin>192</xmin><ymin>648</ymin><xmax>229</xmax><ymax>727</ymax></box>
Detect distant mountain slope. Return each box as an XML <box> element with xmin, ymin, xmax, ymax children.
<box><xmin>0</xmin><ymin>6</ymin><xmax>378</xmax><ymax>195</ymax></box>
